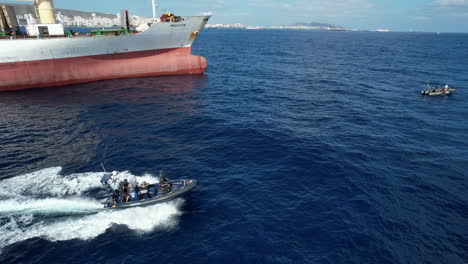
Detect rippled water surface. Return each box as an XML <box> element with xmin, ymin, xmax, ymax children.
<box><xmin>0</xmin><ymin>30</ymin><xmax>467</xmax><ymax>264</ymax></box>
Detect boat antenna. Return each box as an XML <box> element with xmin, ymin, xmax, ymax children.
<box><xmin>101</xmin><ymin>162</ymin><xmax>107</xmax><ymax>173</ymax></box>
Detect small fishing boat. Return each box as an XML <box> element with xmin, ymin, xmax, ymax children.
<box><xmin>421</xmin><ymin>84</ymin><xmax>456</xmax><ymax>96</ymax></box>
<box><xmin>100</xmin><ymin>171</ymin><xmax>197</xmax><ymax>209</ymax></box>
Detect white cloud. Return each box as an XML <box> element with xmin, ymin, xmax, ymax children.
<box><xmin>432</xmin><ymin>0</ymin><xmax>468</xmax><ymax>6</ymax></box>
<box><xmin>429</xmin><ymin>0</ymin><xmax>468</xmax><ymax>16</ymax></box>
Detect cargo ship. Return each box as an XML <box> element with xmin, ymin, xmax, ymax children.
<box><xmin>0</xmin><ymin>0</ymin><xmax>210</xmax><ymax>91</ymax></box>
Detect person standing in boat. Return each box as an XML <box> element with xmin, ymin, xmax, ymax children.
<box><xmin>159</xmin><ymin>175</ymin><xmax>172</xmax><ymax>193</ymax></box>
<box><xmin>119</xmin><ymin>180</ymin><xmax>130</xmax><ymax>203</ymax></box>
<box><xmin>122</xmin><ymin>179</ymin><xmax>130</xmax><ymax>202</ymax></box>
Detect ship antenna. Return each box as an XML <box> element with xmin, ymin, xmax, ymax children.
<box><xmin>101</xmin><ymin>162</ymin><xmax>107</xmax><ymax>173</ymax></box>
<box><xmin>152</xmin><ymin>0</ymin><xmax>157</xmax><ymax>20</ymax></box>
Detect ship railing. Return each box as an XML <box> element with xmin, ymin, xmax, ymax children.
<box><xmin>201</xmin><ymin>12</ymin><xmax>212</xmax><ymax>16</ymax></box>
<box><xmin>0</xmin><ymin>31</ymin><xmax>141</xmax><ymax>40</ymax></box>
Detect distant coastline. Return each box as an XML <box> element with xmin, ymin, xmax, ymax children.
<box><xmin>204</xmin><ymin>25</ymin><xmax>468</xmax><ymax>33</ymax></box>
<box><xmin>205</xmin><ymin>23</ymin><xmax>390</xmax><ymax>32</ymax></box>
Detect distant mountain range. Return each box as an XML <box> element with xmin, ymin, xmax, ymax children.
<box><xmin>207</xmin><ymin>21</ymin><xmax>347</xmax><ymax>30</ymax></box>
<box><xmin>293</xmin><ymin>22</ymin><xmax>347</xmax><ymax>30</ymax></box>
<box><xmin>293</xmin><ymin>22</ymin><xmax>337</xmax><ymax>28</ymax></box>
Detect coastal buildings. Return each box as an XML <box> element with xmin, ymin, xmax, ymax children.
<box><xmin>15</xmin><ymin>11</ymin><xmax>152</xmax><ymax>27</ymax></box>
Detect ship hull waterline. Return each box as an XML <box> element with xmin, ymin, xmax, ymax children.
<box><xmin>0</xmin><ymin>47</ymin><xmax>207</xmax><ymax>91</ymax></box>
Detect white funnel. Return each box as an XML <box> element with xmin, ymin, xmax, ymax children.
<box><xmin>36</xmin><ymin>0</ymin><xmax>55</xmax><ymax>24</ymax></box>
<box><xmin>15</xmin><ymin>0</ymin><xmax>56</xmax><ymax>24</ymax></box>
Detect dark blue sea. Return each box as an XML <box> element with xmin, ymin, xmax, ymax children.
<box><xmin>0</xmin><ymin>29</ymin><xmax>467</xmax><ymax>264</ymax></box>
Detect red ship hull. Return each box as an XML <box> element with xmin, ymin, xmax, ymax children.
<box><xmin>0</xmin><ymin>47</ymin><xmax>207</xmax><ymax>91</ymax></box>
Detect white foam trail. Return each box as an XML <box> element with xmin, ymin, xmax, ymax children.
<box><xmin>0</xmin><ymin>199</ymin><xmax>183</xmax><ymax>250</ymax></box>
<box><xmin>0</xmin><ymin>167</ymin><xmax>103</xmax><ymax>197</ymax></box>
<box><xmin>0</xmin><ymin>197</ymin><xmax>103</xmax><ymax>215</ymax></box>
<box><xmin>0</xmin><ymin>167</ymin><xmax>160</xmax><ymax>197</ymax></box>
<box><xmin>0</xmin><ymin>167</ymin><xmax>178</xmax><ymax>251</ymax></box>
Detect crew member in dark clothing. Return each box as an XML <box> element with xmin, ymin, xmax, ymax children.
<box><xmin>112</xmin><ymin>190</ymin><xmax>120</xmax><ymax>204</ymax></box>
<box><xmin>120</xmin><ymin>179</ymin><xmax>130</xmax><ymax>203</ymax></box>
<box><xmin>159</xmin><ymin>176</ymin><xmax>172</xmax><ymax>193</ymax></box>
<box><xmin>122</xmin><ymin>179</ymin><xmax>129</xmax><ymax>190</ymax></box>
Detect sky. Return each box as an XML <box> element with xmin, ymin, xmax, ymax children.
<box><xmin>7</xmin><ymin>0</ymin><xmax>468</xmax><ymax>32</ymax></box>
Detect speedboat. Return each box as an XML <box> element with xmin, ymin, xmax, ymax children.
<box><xmin>100</xmin><ymin>171</ymin><xmax>197</xmax><ymax>209</ymax></box>
<box><xmin>421</xmin><ymin>84</ymin><xmax>456</xmax><ymax>96</ymax></box>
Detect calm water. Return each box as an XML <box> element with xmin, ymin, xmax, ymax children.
<box><xmin>0</xmin><ymin>29</ymin><xmax>467</xmax><ymax>264</ymax></box>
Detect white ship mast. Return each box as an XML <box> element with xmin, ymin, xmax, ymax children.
<box><xmin>152</xmin><ymin>0</ymin><xmax>158</xmax><ymax>20</ymax></box>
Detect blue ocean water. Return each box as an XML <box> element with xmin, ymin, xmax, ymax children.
<box><xmin>0</xmin><ymin>29</ymin><xmax>467</xmax><ymax>264</ymax></box>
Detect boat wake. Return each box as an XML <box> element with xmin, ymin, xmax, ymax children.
<box><xmin>0</xmin><ymin>167</ymin><xmax>184</xmax><ymax>251</ymax></box>
<box><xmin>0</xmin><ymin>167</ymin><xmax>158</xmax><ymax>197</ymax></box>
<box><xmin>0</xmin><ymin>197</ymin><xmax>103</xmax><ymax>216</ymax></box>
